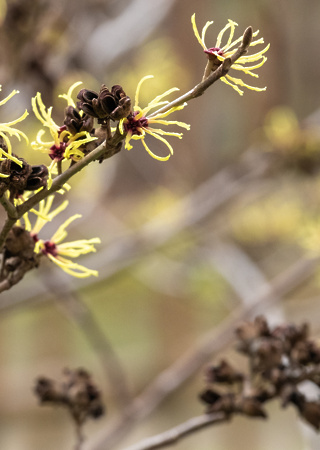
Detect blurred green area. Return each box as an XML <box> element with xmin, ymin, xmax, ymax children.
<box><xmin>1</xmin><ymin>0</ymin><xmax>320</xmax><ymax>449</ymax></box>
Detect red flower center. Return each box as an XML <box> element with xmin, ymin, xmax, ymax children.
<box><xmin>49</xmin><ymin>142</ymin><xmax>67</xmax><ymax>161</ymax></box>
<box><xmin>42</xmin><ymin>240</ymin><xmax>58</xmax><ymax>257</ymax></box>
<box><xmin>123</xmin><ymin>111</ymin><xmax>149</xmax><ymax>136</ymax></box>
<box><xmin>49</xmin><ymin>125</ymin><xmax>68</xmax><ymax>161</ymax></box>
<box><xmin>204</xmin><ymin>47</ymin><xmax>225</xmax><ymax>59</ymax></box>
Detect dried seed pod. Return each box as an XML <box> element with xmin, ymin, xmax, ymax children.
<box><xmin>25</xmin><ymin>164</ymin><xmax>48</xmax><ymax>191</ymax></box>
<box><xmin>236</xmin><ymin>396</ymin><xmax>267</xmax><ymax>418</ymax></box>
<box><xmin>4</xmin><ymin>226</ymin><xmax>35</xmax><ymax>259</ymax></box>
<box><xmin>200</xmin><ymin>316</ymin><xmax>320</xmax><ymax>432</ymax></box>
<box><xmin>64</xmin><ymin>106</ymin><xmax>94</xmax><ymax>134</ymax></box>
<box><xmin>77</xmin><ymin>85</ymin><xmax>131</xmax><ymax>121</ymax></box>
<box><xmin>199</xmin><ymin>389</ymin><xmax>221</xmax><ymax>406</ymax></box>
<box><xmin>206</xmin><ymin>360</ymin><xmax>244</xmax><ymax>384</ymax></box>
<box><xmin>34</xmin><ymin>368</ymin><xmax>105</xmax><ymax>426</ymax></box>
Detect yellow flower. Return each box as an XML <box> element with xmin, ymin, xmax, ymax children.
<box><xmin>191</xmin><ymin>14</ymin><xmax>269</xmax><ymax>95</ymax></box>
<box><xmin>0</xmin><ymin>87</ymin><xmax>29</xmax><ymax>176</ymax></box>
<box><xmin>36</xmin><ymin>216</ymin><xmax>101</xmax><ymax>278</ymax></box>
<box><xmin>25</xmin><ymin>196</ymin><xmax>101</xmax><ymax>278</ymax></box>
<box><xmin>58</xmin><ymin>81</ymin><xmax>83</xmax><ymax>108</ymax></box>
<box><xmin>31</xmin><ymin>85</ymin><xmax>96</xmax><ymax>171</ymax></box>
<box><xmin>27</xmin><ymin>195</ymin><xmax>69</xmax><ymax>235</ymax></box>
<box><xmin>119</xmin><ymin>75</ymin><xmax>190</xmax><ymax>161</ymax></box>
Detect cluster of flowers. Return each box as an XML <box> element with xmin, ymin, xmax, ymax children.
<box><xmin>0</xmin><ymin>78</ymin><xmax>191</xmax><ymax>278</ymax></box>
<box><xmin>191</xmin><ymin>14</ymin><xmax>269</xmax><ymax>95</ymax></box>
<box><xmin>0</xmin><ymin>15</ymin><xmax>269</xmax><ymax>279</ymax></box>
<box><xmin>201</xmin><ymin>316</ymin><xmax>320</xmax><ymax>430</ymax></box>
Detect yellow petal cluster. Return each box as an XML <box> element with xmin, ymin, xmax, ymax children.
<box><xmin>120</xmin><ymin>75</ymin><xmax>190</xmax><ymax>161</ymax></box>
<box><xmin>22</xmin><ymin>195</ymin><xmax>101</xmax><ymax>278</ymax></box>
<box><xmin>0</xmin><ymin>87</ymin><xmax>29</xmax><ymax>177</ymax></box>
<box><xmin>31</xmin><ymin>86</ymin><xmax>96</xmax><ymax>172</ymax></box>
<box><xmin>191</xmin><ymin>14</ymin><xmax>269</xmax><ymax>95</ymax></box>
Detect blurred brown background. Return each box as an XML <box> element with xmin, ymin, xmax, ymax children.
<box><xmin>1</xmin><ymin>0</ymin><xmax>320</xmax><ymax>449</ymax></box>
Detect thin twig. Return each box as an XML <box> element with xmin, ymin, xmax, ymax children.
<box><xmin>61</xmin><ymin>295</ymin><xmax>132</xmax><ymax>407</ymax></box>
<box><xmin>75</xmin><ymin>424</ymin><xmax>85</xmax><ymax>450</ymax></box>
<box><xmin>0</xmin><ymin>194</ymin><xmax>18</xmax><ymax>218</ymax></box>
<box><xmin>205</xmin><ymin>240</ymin><xmax>286</xmax><ymax>321</ymax></box>
<box><xmin>122</xmin><ymin>412</ymin><xmax>227</xmax><ymax>450</ymax></box>
<box><xmin>91</xmin><ymin>151</ymin><xmax>272</xmax><ymax>281</ymax></box>
<box><xmin>0</xmin><ymin>216</ymin><xmax>18</xmax><ymax>249</ymax></box>
<box><xmin>41</xmin><ymin>272</ymin><xmax>132</xmax><ymax>408</ymax></box>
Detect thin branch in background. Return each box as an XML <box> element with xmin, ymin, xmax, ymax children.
<box><xmin>122</xmin><ymin>413</ymin><xmax>227</xmax><ymax>450</ymax></box>
<box><xmin>205</xmin><ymin>240</ymin><xmax>286</xmax><ymax>321</ymax></box>
<box><xmin>86</xmin><ymin>256</ymin><xmax>318</xmax><ymax>450</ymax></box>
<box><xmin>132</xmin><ymin>237</ymin><xmax>281</xmax><ymax>310</ymax></box>
<box><xmin>34</xmin><ymin>368</ymin><xmax>105</xmax><ymax>450</ymax></box>
<box><xmin>75</xmin><ymin>424</ymin><xmax>85</xmax><ymax>450</ymax></box>
<box><xmin>41</xmin><ymin>273</ymin><xmax>132</xmax><ymax>409</ymax></box>
<box><xmin>91</xmin><ymin>150</ymin><xmax>272</xmax><ymax>282</ymax></box>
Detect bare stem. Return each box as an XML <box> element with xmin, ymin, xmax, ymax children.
<box><xmin>43</xmin><ymin>271</ymin><xmax>132</xmax><ymax>407</ymax></box>
<box><xmin>123</xmin><ymin>413</ymin><xmax>227</xmax><ymax>450</ymax></box>
<box><xmin>147</xmin><ymin>58</ymin><xmax>232</xmax><ymax>119</ymax></box>
<box><xmin>74</xmin><ymin>423</ymin><xmax>85</xmax><ymax>450</ymax></box>
<box><xmin>0</xmin><ymin>216</ymin><xmax>18</xmax><ymax>249</ymax></box>
<box><xmin>0</xmin><ymin>194</ymin><xmax>18</xmax><ymax>218</ymax></box>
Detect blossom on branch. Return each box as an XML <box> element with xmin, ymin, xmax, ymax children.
<box><xmin>31</xmin><ymin>85</ymin><xmax>96</xmax><ymax>172</ymax></box>
<box><xmin>119</xmin><ymin>75</ymin><xmax>190</xmax><ymax>161</ymax></box>
<box><xmin>24</xmin><ymin>196</ymin><xmax>101</xmax><ymax>278</ymax></box>
<box><xmin>0</xmin><ymin>87</ymin><xmax>29</xmax><ymax>176</ymax></box>
<box><xmin>35</xmin><ymin>219</ymin><xmax>101</xmax><ymax>278</ymax></box>
<box><xmin>191</xmin><ymin>14</ymin><xmax>269</xmax><ymax>95</ymax></box>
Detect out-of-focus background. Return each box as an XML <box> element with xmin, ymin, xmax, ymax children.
<box><xmin>1</xmin><ymin>0</ymin><xmax>320</xmax><ymax>449</ymax></box>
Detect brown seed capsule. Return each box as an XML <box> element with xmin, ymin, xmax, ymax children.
<box><xmin>77</xmin><ymin>85</ymin><xmax>131</xmax><ymax>122</ymax></box>
<box><xmin>34</xmin><ymin>368</ymin><xmax>105</xmax><ymax>425</ymax></box>
<box><xmin>64</xmin><ymin>105</ymin><xmax>94</xmax><ymax>134</ymax></box>
<box><xmin>237</xmin><ymin>396</ymin><xmax>267</xmax><ymax>418</ymax></box>
<box><xmin>206</xmin><ymin>360</ymin><xmax>244</xmax><ymax>384</ymax></box>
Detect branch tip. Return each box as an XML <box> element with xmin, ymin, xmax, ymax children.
<box><xmin>242</xmin><ymin>26</ymin><xmax>253</xmax><ymax>49</ymax></box>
